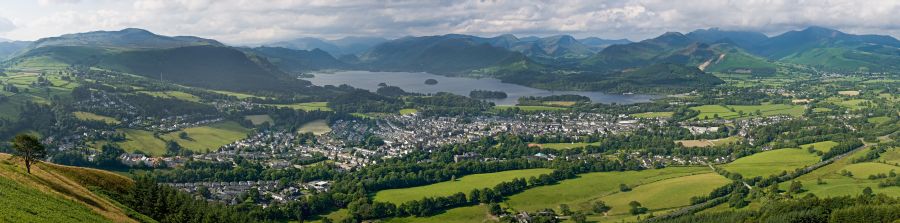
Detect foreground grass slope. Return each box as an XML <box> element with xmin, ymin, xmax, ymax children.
<box><xmin>0</xmin><ymin>153</ymin><xmax>142</xmax><ymax>223</ymax></box>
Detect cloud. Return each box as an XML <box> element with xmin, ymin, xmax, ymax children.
<box><xmin>37</xmin><ymin>0</ymin><xmax>82</xmax><ymax>6</ymax></box>
<box><xmin>5</xmin><ymin>0</ymin><xmax>900</xmax><ymax>44</ymax></box>
<box><xmin>0</xmin><ymin>17</ymin><xmax>14</xmax><ymax>33</ymax></box>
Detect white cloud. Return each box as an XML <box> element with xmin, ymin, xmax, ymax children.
<box><xmin>3</xmin><ymin>0</ymin><xmax>900</xmax><ymax>44</ymax></box>
<box><xmin>0</xmin><ymin>16</ymin><xmax>13</xmax><ymax>33</ymax></box>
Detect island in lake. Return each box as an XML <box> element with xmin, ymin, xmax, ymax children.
<box><xmin>470</xmin><ymin>90</ymin><xmax>508</xmax><ymax>99</ymax></box>
<box><xmin>424</xmin><ymin>79</ymin><xmax>438</xmax><ymax>85</ymax></box>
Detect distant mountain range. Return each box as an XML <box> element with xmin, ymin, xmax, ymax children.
<box><xmin>2</xmin><ymin>26</ymin><xmax>897</xmax><ymax>94</ymax></box>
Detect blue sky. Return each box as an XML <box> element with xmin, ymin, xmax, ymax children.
<box><xmin>1</xmin><ymin>0</ymin><xmax>899</xmax><ymax>44</ymax></box>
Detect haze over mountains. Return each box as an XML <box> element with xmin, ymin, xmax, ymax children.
<box><xmin>2</xmin><ymin>26</ymin><xmax>898</xmax><ymax>93</ymax></box>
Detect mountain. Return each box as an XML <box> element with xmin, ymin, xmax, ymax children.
<box><xmin>754</xmin><ymin>26</ymin><xmax>900</xmax><ymax>72</ymax></box>
<box><xmin>686</xmin><ymin>28</ymin><xmax>769</xmax><ymax>49</ymax></box>
<box><xmin>247</xmin><ymin>46</ymin><xmax>348</xmax><ymax>72</ymax></box>
<box><xmin>266</xmin><ymin>36</ymin><xmax>387</xmax><ymax>56</ymax></box>
<box><xmin>358</xmin><ymin>34</ymin><xmax>528</xmax><ymax>74</ymax></box>
<box><xmin>580</xmin><ymin>32</ymin><xmax>698</xmax><ymax>70</ymax></box>
<box><xmin>508</xmin><ymin>35</ymin><xmax>595</xmax><ymax>59</ymax></box>
<box><xmin>0</xmin><ymin>41</ymin><xmax>30</xmax><ymax>60</ymax></box>
<box><xmin>26</xmin><ymin>28</ymin><xmax>222</xmax><ymax>51</ymax></box>
<box><xmin>0</xmin><ymin>153</ymin><xmax>145</xmax><ymax>222</ymax></box>
<box><xmin>96</xmin><ymin>45</ymin><xmax>300</xmax><ymax>91</ymax></box>
<box><xmin>578</xmin><ymin>37</ymin><xmax>632</xmax><ymax>50</ymax></box>
<box><xmin>4</xmin><ymin>29</ymin><xmax>306</xmax><ymax>92</ymax></box>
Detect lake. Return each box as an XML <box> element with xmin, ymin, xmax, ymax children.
<box><xmin>306</xmin><ymin>71</ymin><xmax>659</xmax><ymax>105</ymax></box>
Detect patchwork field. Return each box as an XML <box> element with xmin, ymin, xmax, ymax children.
<box><xmin>780</xmin><ymin>147</ymin><xmax>900</xmax><ymax>197</ymax></box>
<box><xmin>800</xmin><ymin>141</ymin><xmax>839</xmax><ymax>153</ymax></box>
<box><xmin>138</xmin><ymin>91</ymin><xmax>200</xmax><ymax>102</ymax></box>
<box><xmin>267</xmin><ymin>102</ymin><xmax>332</xmax><ymax>111</ymax></box>
<box><xmin>503</xmin><ymin>167</ymin><xmax>712</xmax><ymax>214</ymax></box>
<box><xmin>492</xmin><ymin>105</ymin><xmax>568</xmax><ymax>112</ymax></box>
<box><xmin>399</xmin><ymin>108</ymin><xmax>418</xmax><ymax>115</ymax></box>
<box><xmin>113</xmin><ymin>121</ymin><xmax>250</xmax><ymax>155</ymax></box>
<box><xmin>631</xmin><ymin>111</ymin><xmax>674</xmax><ymax>118</ymax></box>
<box><xmin>244</xmin><ymin>114</ymin><xmax>274</xmax><ymax>125</ymax></box>
<box><xmin>598</xmin><ymin>173</ymin><xmax>730</xmax><ymax>215</ymax></box>
<box><xmin>73</xmin><ymin>111</ymin><xmax>120</xmax><ymax>125</ymax></box>
<box><xmin>721</xmin><ymin>148</ymin><xmax>820</xmax><ymax>178</ymax></box>
<box><xmin>373</xmin><ymin>168</ymin><xmax>553</xmax><ymax>204</ymax></box>
<box><xmin>691</xmin><ymin>103</ymin><xmax>803</xmax><ymax>120</ymax></box>
<box><xmin>298</xmin><ymin>119</ymin><xmax>332</xmax><ymax>135</ymax></box>
<box><xmin>868</xmin><ymin>116</ymin><xmax>891</xmax><ymax>124</ymax></box>
<box><xmin>537</xmin><ymin>142</ymin><xmax>600</xmax><ymax>150</ymax></box>
<box><xmin>676</xmin><ymin>136</ymin><xmax>740</xmax><ymax>148</ymax></box>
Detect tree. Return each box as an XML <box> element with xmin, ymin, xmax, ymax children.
<box><xmin>862</xmin><ymin>187</ymin><xmax>873</xmax><ymax>197</ymax></box>
<box><xmin>788</xmin><ymin>181</ymin><xmax>804</xmax><ymax>194</ymax></box>
<box><xmin>11</xmin><ymin>134</ymin><xmax>46</xmax><ymax>174</ymax></box>
<box><xmin>571</xmin><ymin>211</ymin><xmax>587</xmax><ymax>223</ymax></box>
<box><xmin>592</xmin><ymin>201</ymin><xmax>611</xmax><ymax>214</ymax></box>
<box><xmin>559</xmin><ymin>204</ymin><xmax>572</xmax><ymax>216</ymax></box>
<box><xmin>619</xmin><ymin>183</ymin><xmax>631</xmax><ymax>192</ymax></box>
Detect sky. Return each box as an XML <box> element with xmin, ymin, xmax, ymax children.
<box><xmin>0</xmin><ymin>0</ymin><xmax>899</xmax><ymax>45</ymax></box>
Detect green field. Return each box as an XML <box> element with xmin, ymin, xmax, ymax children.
<box><xmin>721</xmin><ymin>148</ymin><xmax>820</xmax><ymax>178</ymax></box>
<box><xmin>780</xmin><ymin>147</ymin><xmax>900</xmax><ymax>197</ymax></box>
<box><xmin>503</xmin><ymin>167</ymin><xmax>712</xmax><ymax>214</ymax></box>
<box><xmin>598</xmin><ymin>173</ymin><xmax>730</xmax><ymax>215</ymax></box>
<box><xmin>691</xmin><ymin>103</ymin><xmax>803</xmax><ymax>120</ymax></box>
<box><xmin>825</xmin><ymin>97</ymin><xmax>869</xmax><ymax>109</ymax></box>
<box><xmin>298</xmin><ymin>120</ymin><xmax>331</xmax><ymax>135</ymax></box>
<box><xmin>244</xmin><ymin>114</ymin><xmax>274</xmax><ymax>125</ymax></box>
<box><xmin>538</xmin><ymin>142</ymin><xmax>599</xmax><ymax>150</ymax></box>
<box><xmin>800</xmin><ymin>141</ymin><xmax>839</xmax><ymax>153</ymax></box>
<box><xmin>374</xmin><ymin>169</ymin><xmax>553</xmax><ymax>204</ymax></box>
<box><xmin>880</xmin><ymin>147</ymin><xmax>900</xmax><ymax>165</ymax></box>
<box><xmin>267</xmin><ymin>102</ymin><xmax>332</xmax><ymax>111</ymax></box>
<box><xmin>116</xmin><ymin>129</ymin><xmax>168</xmax><ymax>155</ymax></box>
<box><xmin>631</xmin><ymin>111</ymin><xmax>674</xmax><ymax>118</ymax></box>
<box><xmin>867</xmin><ymin>116</ymin><xmax>891</xmax><ymax>124</ymax></box>
<box><xmin>676</xmin><ymin>136</ymin><xmax>740</xmax><ymax>148</ymax></box>
<box><xmin>138</xmin><ymin>91</ymin><xmax>200</xmax><ymax>102</ymax></box>
<box><xmin>113</xmin><ymin>121</ymin><xmax>250</xmax><ymax>155</ymax></box>
<box><xmin>160</xmin><ymin>121</ymin><xmax>251</xmax><ymax>153</ymax></box>
<box><xmin>399</xmin><ymin>108</ymin><xmax>418</xmax><ymax>115</ymax></box>
<box><xmin>73</xmin><ymin>111</ymin><xmax>121</xmax><ymax>125</ymax></box>
<box><xmin>383</xmin><ymin>205</ymin><xmax>493</xmax><ymax>223</ymax></box>
<box><xmin>492</xmin><ymin>105</ymin><xmax>568</xmax><ymax>112</ymax></box>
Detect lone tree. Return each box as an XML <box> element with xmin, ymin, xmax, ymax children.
<box><xmin>11</xmin><ymin>134</ymin><xmax>46</xmax><ymax>174</ymax></box>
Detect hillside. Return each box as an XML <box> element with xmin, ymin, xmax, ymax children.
<box><xmin>98</xmin><ymin>45</ymin><xmax>302</xmax><ymax>91</ymax></box>
<box><xmin>0</xmin><ymin>153</ymin><xmax>146</xmax><ymax>223</ymax></box>
<box><xmin>358</xmin><ymin>34</ymin><xmax>528</xmax><ymax>74</ymax></box>
<box><xmin>247</xmin><ymin>46</ymin><xmax>348</xmax><ymax>72</ymax></box>
<box><xmin>266</xmin><ymin>36</ymin><xmax>387</xmax><ymax>56</ymax></box>
<box><xmin>26</xmin><ymin>28</ymin><xmax>222</xmax><ymax>52</ymax></box>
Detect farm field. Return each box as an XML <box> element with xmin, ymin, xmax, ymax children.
<box><xmin>138</xmin><ymin>91</ymin><xmax>200</xmax><ymax>102</ymax></box>
<box><xmin>676</xmin><ymin>136</ymin><xmax>740</xmax><ymax>147</ymax></box>
<box><xmin>800</xmin><ymin>141</ymin><xmax>839</xmax><ymax>153</ymax></box>
<box><xmin>298</xmin><ymin>120</ymin><xmax>331</xmax><ymax>135</ymax></box>
<box><xmin>503</xmin><ymin>167</ymin><xmax>711</xmax><ymax>214</ymax></box>
<box><xmin>780</xmin><ymin>147</ymin><xmax>900</xmax><ymax>197</ymax></box>
<box><xmin>720</xmin><ymin>148</ymin><xmax>820</xmax><ymax>178</ymax></box>
<box><xmin>538</xmin><ymin>142</ymin><xmax>599</xmax><ymax>150</ymax></box>
<box><xmin>631</xmin><ymin>111</ymin><xmax>674</xmax><ymax>118</ymax></box>
<box><xmin>382</xmin><ymin>205</ymin><xmax>493</xmax><ymax>223</ymax></box>
<box><xmin>113</xmin><ymin>121</ymin><xmax>250</xmax><ymax>155</ymax></box>
<box><xmin>399</xmin><ymin>108</ymin><xmax>418</xmax><ymax>115</ymax></box>
<box><xmin>598</xmin><ymin>173</ymin><xmax>730</xmax><ymax>215</ymax></box>
<box><xmin>373</xmin><ymin>169</ymin><xmax>553</xmax><ymax>204</ymax></box>
<box><xmin>73</xmin><ymin>111</ymin><xmax>120</xmax><ymax>125</ymax></box>
<box><xmin>825</xmin><ymin>97</ymin><xmax>869</xmax><ymax>109</ymax></box>
<box><xmin>267</xmin><ymin>102</ymin><xmax>332</xmax><ymax>111</ymax></box>
<box><xmin>880</xmin><ymin>147</ymin><xmax>900</xmax><ymax>165</ymax></box>
<box><xmin>691</xmin><ymin>103</ymin><xmax>803</xmax><ymax>120</ymax></box>
<box><xmin>868</xmin><ymin>116</ymin><xmax>891</xmax><ymax>124</ymax></box>
<box><xmin>160</xmin><ymin>121</ymin><xmax>251</xmax><ymax>153</ymax></box>
<box><xmin>492</xmin><ymin>105</ymin><xmax>568</xmax><ymax>111</ymax></box>
<box><xmin>244</xmin><ymin>114</ymin><xmax>274</xmax><ymax>125</ymax></box>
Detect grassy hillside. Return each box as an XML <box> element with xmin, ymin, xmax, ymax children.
<box><xmin>0</xmin><ymin>153</ymin><xmax>145</xmax><ymax>223</ymax></box>
<box><xmin>374</xmin><ymin>168</ymin><xmax>553</xmax><ymax>204</ymax></box>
